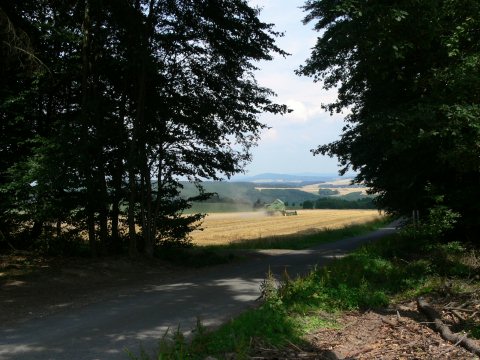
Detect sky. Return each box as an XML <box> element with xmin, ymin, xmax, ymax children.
<box><xmin>239</xmin><ymin>0</ymin><xmax>348</xmax><ymax>176</ymax></box>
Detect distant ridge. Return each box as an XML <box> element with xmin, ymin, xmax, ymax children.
<box><xmin>230</xmin><ymin>172</ymin><xmax>343</xmax><ymax>183</ymax></box>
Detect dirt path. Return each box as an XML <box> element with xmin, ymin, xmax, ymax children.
<box><xmin>1</xmin><ymin>256</ymin><xmax>192</xmax><ymax>326</ymax></box>
<box><xmin>0</xmin><ymin>225</ymin><xmax>399</xmax><ymax>360</ymax></box>
<box><xmin>6</xmin><ymin>223</ymin><xmax>474</xmax><ymax>360</ymax></box>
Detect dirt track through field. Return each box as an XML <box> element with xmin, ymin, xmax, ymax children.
<box><xmin>0</xmin><ymin>222</ymin><xmax>399</xmax><ymax>360</ymax></box>
<box><xmin>191</xmin><ymin>209</ymin><xmax>382</xmax><ymax>245</ymax></box>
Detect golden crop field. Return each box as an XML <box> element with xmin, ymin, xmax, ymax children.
<box><xmin>191</xmin><ymin>209</ymin><xmax>382</xmax><ymax>246</ymax></box>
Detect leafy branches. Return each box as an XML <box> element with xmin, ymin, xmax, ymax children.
<box><xmin>300</xmin><ymin>0</ymin><xmax>480</xmax><ymax>235</ymax></box>
<box><xmin>0</xmin><ymin>0</ymin><xmax>287</xmax><ymax>256</ymax></box>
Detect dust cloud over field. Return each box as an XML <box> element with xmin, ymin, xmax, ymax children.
<box><xmin>191</xmin><ymin>209</ymin><xmax>382</xmax><ymax>245</ymax></box>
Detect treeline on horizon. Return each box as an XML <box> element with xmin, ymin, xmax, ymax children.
<box><xmin>0</xmin><ymin>1</ymin><xmax>288</xmax><ymax>256</ymax></box>
<box><xmin>189</xmin><ymin>187</ymin><xmax>374</xmax><ymax>210</ymax></box>
<box><xmin>195</xmin><ymin>196</ymin><xmax>375</xmax><ymax>210</ymax></box>
<box><xmin>302</xmin><ymin>197</ymin><xmax>375</xmax><ymax>210</ymax></box>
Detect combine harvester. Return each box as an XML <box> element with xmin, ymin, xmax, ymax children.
<box><xmin>265</xmin><ymin>199</ymin><xmax>297</xmax><ymax>216</ymax></box>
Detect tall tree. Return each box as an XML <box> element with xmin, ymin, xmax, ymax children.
<box><xmin>0</xmin><ymin>0</ymin><xmax>289</xmax><ymax>255</ymax></box>
<box><xmin>299</xmin><ymin>0</ymin><xmax>480</xmax><ymax>236</ymax></box>
<box><xmin>114</xmin><ymin>0</ymin><xmax>290</xmax><ymax>256</ymax></box>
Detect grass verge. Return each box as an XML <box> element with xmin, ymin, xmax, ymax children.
<box><xmin>129</xmin><ymin>228</ymin><xmax>480</xmax><ymax>359</ymax></box>
<box><xmin>155</xmin><ymin>217</ymin><xmax>389</xmax><ymax>267</ymax></box>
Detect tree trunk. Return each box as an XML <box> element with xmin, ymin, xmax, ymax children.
<box><xmin>111</xmin><ymin>200</ymin><xmax>119</xmax><ymax>241</ymax></box>
<box><xmin>81</xmin><ymin>0</ymin><xmax>97</xmax><ymax>257</ymax></box>
<box><xmin>87</xmin><ymin>209</ymin><xmax>97</xmax><ymax>256</ymax></box>
<box><xmin>417</xmin><ymin>297</ymin><xmax>480</xmax><ymax>356</ymax></box>
<box><xmin>110</xmin><ymin>175</ymin><xmax>120</xmax><ymax>244</ymax></box>
<box><xmin>111</xmin><ymin>96</ymin><xmax>127</xmax><ymax>246</ymax></box>
<box><xmin>127</xmin><ymin>168</ymin><xmax>138</xmax><ymax>258</ymax></box>
<box><xmin>97</xmin><ymin>166</ymin><xmax>109</xmax><ymax>255</ymax></box>
<box><xmin>143</xmin><ymin>165</ymin><xmax>154</xmax><ymax>257</ymax></box>
<box><xmin>138</xmin><ymin>0</ymin><xmax>157</xmax><ymax>258</ymax></box>
<box><xmin>135</xmin><ymin>42</ymin><xmax>149</xmax><ymax>256</ymax></box>
<box><xmin>30</xmin><ymin>221</ymin><xmax>43</xmax><ymax>240</ymax></box>
<box><xmin>56</xmin><ymin>220</ymin><xmax>61</xmax><ymax>237</ymax></box>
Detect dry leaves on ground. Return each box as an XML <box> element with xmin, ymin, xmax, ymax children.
<box><xmin>251</xmin><ymin>295</ymin><xmax>480</xmax><ymax>360</ymax></box>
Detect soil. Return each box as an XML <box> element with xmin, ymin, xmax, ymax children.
<box><xmin>252</xmin><ymin>295</ymin><xmax>480</xmax><ymax>360</ymax></box>
<box><xmin>2</xmin><ymin>253</ymin><xmax>480</xmax><ymax>359</ymax></box>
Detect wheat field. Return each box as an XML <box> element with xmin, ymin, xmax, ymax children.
<box><xmin>191</xmin><ymin>209</ymin><xmax>382</xmax><ymax>245</ymax></box>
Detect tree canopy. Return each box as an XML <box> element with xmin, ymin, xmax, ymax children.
<box><xmin>0</xmin><ymin>0</ymin><xmax>288</xmax><ymax>256</ymax></box>
<box><xmin>299</xmin><ymin>0</ymin><xmax>480</xmax><ymax>236</ymax></box>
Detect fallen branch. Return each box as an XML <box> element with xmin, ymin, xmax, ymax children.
<box><xmin>417</xmin><ymin>297</ymin><xmax>480</xmax><ymax>356</ymax></box>
<box><xmin>445</xmin><ymin>306</ymin><xmax>477</xmax><ymax>313</ymax></box>
<box><xmin>450</xmin><ymin>309</ymin><xmax>467</xmax><ymax>322</ymax></box>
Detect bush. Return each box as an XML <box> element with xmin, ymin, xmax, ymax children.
<box><xmin>400</xmin><ymin>205</ymin><xmax>460</xmax><ymax>241</ymax></box>
<box><xmin>318</xmin><ymin>188</ymin><xmax>339</xmax><ymax>196</ymax></box>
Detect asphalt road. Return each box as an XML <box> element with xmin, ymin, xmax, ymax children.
<box><xmin>0</xmin><ymin>223</ymin><xmax>399</xmax><ymax>360</ymax></box>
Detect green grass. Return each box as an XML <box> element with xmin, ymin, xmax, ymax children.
<box><xmin>133</xmin><ymin>229</ymin><xmax>480</xmax><ymax>359</ymax></box>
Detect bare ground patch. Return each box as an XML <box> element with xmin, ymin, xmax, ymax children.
<box><xmin>252</xmin><ymin>294</ymin><xmax>480</xmax><ymax>360</ymax></box>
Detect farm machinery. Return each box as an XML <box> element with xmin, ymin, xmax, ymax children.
<box><xmin>265</xmin><ymin>199</ymin><xmax>297</xmax><ymax>216</ymax></box>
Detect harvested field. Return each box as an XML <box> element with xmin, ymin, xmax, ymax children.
<box><xmin>191</xmin><ymin>209</ymin><xmax>382</xmax><ymax>246</ymax></box>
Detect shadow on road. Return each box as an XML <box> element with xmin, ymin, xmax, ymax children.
<box><xmin>0</xmin><ymin>224</ymin><xmax>398</xmax><ymax>360</ymax></box>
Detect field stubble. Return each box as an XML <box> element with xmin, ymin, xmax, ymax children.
<box><xmin>191</xmin><ymin>209</ymin><xmax>382</xmax><ymax>246</ymax></box>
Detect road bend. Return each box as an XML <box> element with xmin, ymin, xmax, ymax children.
<box><xmin>0</xmin><ymin>223</ymin><xmax>399</xmax><ymax>360</ymax></box>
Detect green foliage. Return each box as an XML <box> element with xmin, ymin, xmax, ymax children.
<box><xmin>126</xmin><ymin>326</ymin><xmax>191</xmax><ymax>360</ymax></box>
<box><xmin>303</xmin><ymin>197</ymin><xmax>375</xmax><ymax>209</ymax></box>
<box><xmin>202</xmin><ymin>301</ymin><xmax>300</xmax><ymax>357</ymax></box>
<box><xmin>314</xmin><ymin>197</ymin><xmax>375</xmax><ymax>209</ymax></box>
<box><xmin>400</xmin><ymin>205</ymin><xmax>460</xmax><ymax>241</ymax></box>
<box><xmin>34</xmin><ymin>232</ymin><xmax>91</xmax><ymax>257</ymax></box>
<box><xmin>318</xmin><ymin>188</ymin><xmax>339</xmax><ymax>196</ymax></box>
<box><xmin>129</xmin><ymin>300</ymin><xmax>302</xmax><ymax>360</ymax></box>
<box><xmin>470</xmin><ymin>325</ymin><xmax>480</xmax><ymax>340</ymax></box>
<box><xmin>302</xmin><ymin>200</ymin><xmax>314</xmax><ymax>209</ymax></box>
<box><xmin>275</xmin><ymin>233</ymin><xmax>478</xmax><ymax>317</ymax></box>
<box><xmin>300</xmin><ymin>0</ymin><xmax>480</xmax><ymax>236</ymax></box>
<box><xmin>131</xmin><ymin>224</ymin><xmax>480</xmax><ymax>359</ymax></box>
<box><xmin>0</xmin><ymin>1</ymin><xmax>288</xmax><ymax>256</ymax></box>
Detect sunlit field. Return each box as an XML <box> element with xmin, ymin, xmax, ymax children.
<box><xmin>191</xmin><ymin>209</ymin><xmax>382</xmax><ymax>246</ymax></box>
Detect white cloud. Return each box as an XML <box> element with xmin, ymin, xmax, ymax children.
<box><xmin>285</xmin><ymin>99</ymin><xmax>323</xmax><ymax>123</ymax></box>
<box><xmin>242</xmin><ymin>0</ymin><xmax>350</xmax><ymax>175</ymax></box>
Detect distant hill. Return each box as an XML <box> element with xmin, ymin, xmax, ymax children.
<box><xmin>180</xmin><ymin>179</ymin><xmax>368</xmax><ymax>207</ymax></box>
<box><xmin>177</xmin><ymin>173</ymin><xmax>373</xmax><ymax>212</ymax></box>
<box><xmin>231</xmin><ymin>172</ymin><xmax>340</xmax><ymax>184</ymax></box>
<box><xmin>178</xmin><ymin>174</ymin><xmax>377</xmax><ymax>213</ymax></box>
<box><xmin>180</xmin><ymin>182</ymin><xmax>258</xmax><ymax>203</ymax></box>
<box><xmin>180</xmin><ymin>181</ymin><xmax>320</xmax><ymax>204</ymax></box>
